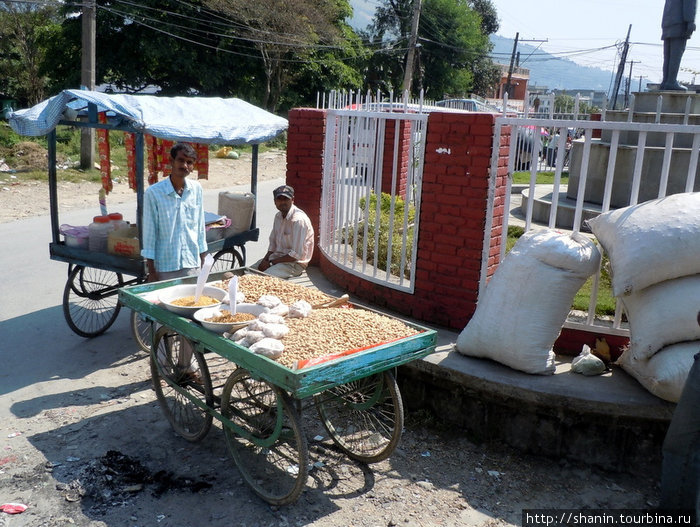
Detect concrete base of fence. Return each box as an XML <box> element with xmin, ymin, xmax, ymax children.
<box><xmin>398</xmin><ymin>346</ymin><xmax>675</xmax><ymax>475</ymax></box>
<box><xmin>297</xmin><ymin>265</ymin><xmax>673</xmax><ymax>476</ymax></box>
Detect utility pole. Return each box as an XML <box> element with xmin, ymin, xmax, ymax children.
<box><xmin>401</xmin><ymin>0</ymin><xmax>422</xmax><ymax>95</ymax></box>
<box><xmin>504</xmin><ymin>35</ymin><xmax>546</xmax><ymax>99</ymax></box>
<box><xmin>505</xmin><ymin>33</ymin><xmax>519</xmax><ymax>98</ymax></box>
<box><xmin>625</xmin><ymin>59</ymin><xmax>638</xmax><ymax>105</ymax></box>
<box><xmin>638</xmin><ymin>75</ymin><xmax>647</xmax><ymax>92</ymax></box>
<box><xmin>80</xmin><ymin>0</ymin><xmax>96</xmax><ymax>170</ymax></box>
<box><xmin>611</xmin><ymin>25</ymin><xmax>631</xmax><ymax>110</ymax></box>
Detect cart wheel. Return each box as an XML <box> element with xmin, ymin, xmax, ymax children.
<box><xmin>150</xmin><ymin>327</ymin><xmax>214</xmax><ymax>442</ymax></box>
<box><xmin>210</xmin><ymin>247</ymin><xmax>244</xmax><ymax>274</ymax></box>
<box><xmin>314</xmin><ymin>370</ymin><xmax>403</xmax><ymax>463</ymax></box>
<box><xmin>130</xmin><ymin>309</ymin><xmax>153</xmax><ymax>352</ymax></box>
<box><xmin>220</xmin><ymin>368</ymin><xmax>308</xmax><ymax>505</ymax></box>
<box><xmin>62</xmin><ymin>265</ymin><xmax>123</xmax><ymax>337</ymax></box>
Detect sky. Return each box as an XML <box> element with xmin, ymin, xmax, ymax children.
<box><xmin>349</xmin><ymin>0</ymin><xmax>700</xmax><ymax>86</ymax></box>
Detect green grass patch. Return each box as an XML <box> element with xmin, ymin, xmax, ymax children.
<box><xmin>0</xmin><ymin>123</ymin><xmax>286</xmax><ymax>185</ymax></box>
<box><xmin>512</xmin><ymin>170</ymin><xmax>569</xmax><ymax>185</ymax></box>
<box><xmin>344</xmin><ymin>191</ymin><xmax>415</xmax><ymax>279</ymax></box>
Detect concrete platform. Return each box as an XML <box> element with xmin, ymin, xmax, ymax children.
<box><xmin>519</xmin><ymin>184</ymin><xmax>603</xmax><ymax>230</ymax></box>
<box><xmin>294</xmin><ymin>266</ymin><xmax>676</xmax><ymax>475</ymax></box>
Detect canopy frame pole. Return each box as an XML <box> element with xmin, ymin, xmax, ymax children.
<box><xmin>135</xmin><ymin>132</ymin><xmax>145</xmax><ymax>246</ymax></box>
<box><xmin>251</xmin><ymin>143</ymin><xmax>258</xmax><ymax>230</ymax></box>
<box><xmin>48</xmin><ymin>129</ymin><xmax>60</xmax><ymax>244</ymax></box>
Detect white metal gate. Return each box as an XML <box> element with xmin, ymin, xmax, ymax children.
<box><xmin>320</xmin><ymin>107</ymin><xmax>428</xmax><ymax>293</ymax></box>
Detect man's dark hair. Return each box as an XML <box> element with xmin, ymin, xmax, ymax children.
<box><xmin>170</xmin><ymin>142</ymin><xmax>197</xmax><ymax>160</ymax></box>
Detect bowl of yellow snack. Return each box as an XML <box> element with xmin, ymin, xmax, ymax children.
<box><xmin>194</xmin><ymin>303</ymin><xmax>268</xmax><ymax>333</ymax></box>
<box><xmin>158</xmin><ymin>284</ymin><xmax>227</xmax><ymax>317</ymax></box>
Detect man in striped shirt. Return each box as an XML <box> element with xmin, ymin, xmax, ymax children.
<box><xmin>254</xmin><ymin>185</ymin><xmax>314</xmax><ymax>279</ymax></box>
<box><xmin>141</xmin><ymin>143</ymin><xmax>207</xmax><ymax>282</ymax></box>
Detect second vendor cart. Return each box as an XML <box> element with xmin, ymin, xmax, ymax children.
<box><xmin>8</xmin><ymin>90</ymin><xmax>288</xmax><ymax>339</ymax></box>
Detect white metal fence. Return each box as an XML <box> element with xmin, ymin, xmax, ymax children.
<box><xmin>492</xmin><ymin>93</ymin><xmax>700</xmax><ymax>336</ymax></box>
<box><xmin>320</xmin><ymin>103</ymin><xmax>428</xmax><ymax>293</ymax></box>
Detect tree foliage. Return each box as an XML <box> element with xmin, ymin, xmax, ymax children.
<box><xmin>203</xmin><ymin>0</ymin><xmax>364</xmax><ymax>110</ymax></box>
<box><xmin>0</xmin><ymin>1</ymin><xmax>62</xmax><ymax>106</ymax></box>
<box><xmin>362</xmin><ymin>0</ymin><xmax>499</xmax><ymax>99</ymax></box>
<box><xmin>1</xmin><ymin>0</ymin><xmax>501</xmax><ymax>111</ymax></box>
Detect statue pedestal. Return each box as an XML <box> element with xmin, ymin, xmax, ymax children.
<box><xmin>566</xmin><ymin>91</ymin><xmax>700</xmax><ymax>208</ymax></box>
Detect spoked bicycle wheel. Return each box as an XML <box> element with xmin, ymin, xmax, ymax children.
<box><xmin>220</xmin><ymin>368</ymin><xmax>308</xmax><ymax>505</ymax></box>
<box><xmin>150</xmin><ymin>326</ymin><xmax>214</xmax><ymax>442</ymax></box>
<box><xmin>130</xmin><ymin>309</ymin><xmax>153</xmax><ymax>352</ymax></box>
<box><xmin>210</xmin><ymin>247</ymin><xmax>244</xmax><ymax>274</ymax></box>
<box><xmin>314</xmin><ymin>370</ymin><xmax>403</xmax><ymax>463</ymax></box>
<box><xmin>62</xmin><ymin>265</ymin><xmax>123</xmax><ymax>337</ymax></box>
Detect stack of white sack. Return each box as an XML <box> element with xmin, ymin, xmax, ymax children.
<box><xmin>455</xmin><ymin>229</ymin><xmax>601</xmax><ymax>374</ymax></box>
<box><xmin>588</xmin><ymin>192</ymin><xmax>700</xmax><ymax>402</ymax></box>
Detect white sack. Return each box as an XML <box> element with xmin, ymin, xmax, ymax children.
<box><xmin>250</xmin><ymin>338</ymin><xmax>285</xmax><ymax>359</ymax></box>
<box><xmin>269</xmin><ymin>303</ymin><xmax>289</xmax><ymax>317</ymax></box>
<box><xmin>622</xmin><ymin>274</ymin><xmax>700</xmax><ymax>361</ymax></box>
<box><xmin>262</xmin><ymin>323</ymin><xmax>289</xmax><ymax>339</ymax></box>
<box><xmin>617</xmin><ymin>341</ymin><xmax>698</xmax><ymax>402</ymax></box>
<box><xmin>259</xmin><ymin>313</ymin><xmax>286</xmax><ymax>325</ymax></box>
<box><xmin>242</xmin><ymin>330</ymin><xmax>265</xmax><ymax>345</ymax></box>
<box><xmin>257</xmin><ymin>295</ymin><xmax>281</xmax><ymax>308</ymax></box>
<box><xmin>288</xmin><ymin>300</ymin><xmax>312</xmax><ymax>318</ymax></box>
<box><xmin>456</xmin><ymin>229</ymin><xmax>601</xmax><ymax>375</ymax></box>
<box><xmin>587</xmin><ymin>192</ymin><xmax>700</xmax><ymax>297</ymax></box>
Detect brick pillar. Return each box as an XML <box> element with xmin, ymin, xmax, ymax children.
<box><xmin>411</xmin><ymin>111</ymin><xmax>502</xmax><ymax>328</ymax></box>
<box><xmin>287</xmin><ymin>107</ymin><xmax>509</xmax><ymax>331</ymax></box>
<box><xmin>286</xmin><ymin>108</ymin><xmax>325</xmax><ymax>266</ymax></box>
<box><xmin>381</xmin><ymin>120</ymin><xmax>412</xmax><ymax>199</ymax></box>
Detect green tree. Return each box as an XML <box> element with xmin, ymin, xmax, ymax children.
<box><xmin>45</xmin><ymin>0</ymin><xmax>259</xmax><ymax>99</ymax></box>
<box><xmin>204</xmin><ymin>0</ymin><xmax>363</xmax><ymax>111</ymax></box>
<box><xmin>363</xmin><ymin>0</ymin><xmax>498</xmax><ymax>98</ymax></box>
<box><xmin>0</xmin><ymin>1</ymin><xmax>61</xmax><ymax>107</ymax></box>
<box><xmin>43</xmin><ymin>0</ymin><xmax>364</xmax><ymax>112</ymax></box>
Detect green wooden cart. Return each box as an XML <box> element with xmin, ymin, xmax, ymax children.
<box><xmin>118</xmin><ymin>271</ymin><xmax>437</xmax><ymax>505</ymax></box>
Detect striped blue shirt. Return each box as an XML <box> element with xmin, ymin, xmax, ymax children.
<box><xmin>141</xmin><ymin>177</ymin><xmax>207</xmax><ymax>273</ymax></box>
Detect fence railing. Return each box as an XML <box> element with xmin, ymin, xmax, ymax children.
<box><xmin>320</xmin><ymin>106</ymin><xmax>428</xmax><ymax>293</ymax></box>
<box><xmin>492</xmin><ymin>109</ymin><xmax>700</xmax><ymax>335</ymax></box>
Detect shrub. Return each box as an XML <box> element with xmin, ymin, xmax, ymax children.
<box><xmin>345</xmin><ymin>191</ymin><xmax>415</xmax><ymax>279</ymax></box>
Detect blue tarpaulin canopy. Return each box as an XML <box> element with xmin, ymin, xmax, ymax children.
<box><xmin>8</xmin><ymin>89</ymin><xmax>288</xmax><ymax>144</ymax></box>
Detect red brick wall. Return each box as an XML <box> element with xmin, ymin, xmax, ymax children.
<box><xmin>381</xmin><ymin>120</ymin><xmax>412</xmax><ymax>199</ymax></box>
<box><xmin>285</xmin><ymin>108</ymin><xmax>325</xmax><ymax>266</ymax></box>
<box><xmin>286</xmin><ymin>108</ymin><xmax>509</xmax><ymax>330</ymax></box>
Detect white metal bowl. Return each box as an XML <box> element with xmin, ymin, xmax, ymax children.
<box><xmin>194</xmin><ymin>303</ymin><xmax>269</xmax><ymax>333</ymax></box>
<box><xmin>158</xmin><ymin>284</ymin><xmax>227</xmax><ymax>318</ymax></box>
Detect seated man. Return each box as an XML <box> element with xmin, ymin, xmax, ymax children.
<box><xmin>253</xmin><ymin>185</ymin><xmax>314</xmax><ymax>279</ymax></box>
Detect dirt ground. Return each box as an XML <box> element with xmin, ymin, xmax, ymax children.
<box><xmin>0</xmin><ymin>146</ymin><xmax>662</xmax><ymax>526</ymax></box>
<box><xmin>0</xmin><ymin>148</ymin><xmax>287</xmax><ymax>224</ymax></box>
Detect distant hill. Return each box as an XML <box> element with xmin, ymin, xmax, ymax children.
<box><xmin>490</xmin><ymin>35</ymin><xmax>628</xmax><ymax>92</ymax></box>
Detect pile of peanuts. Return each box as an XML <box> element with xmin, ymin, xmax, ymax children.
<box><xmin>277</xmin><ymin>308</ymin><xmax>419</xmax><ymax>369</ymax></box>
<box><xmin>214</xmin><ymin>274</ymin><xmax>334</xmax><ymax>307</ymax></box>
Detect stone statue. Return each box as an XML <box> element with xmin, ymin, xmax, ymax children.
<box><xmin>660</xmin><ymin>0</ymin><xmax>697</xmax><ymax>90</ymax></box>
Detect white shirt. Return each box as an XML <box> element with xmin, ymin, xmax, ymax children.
<box><xmin>267</xmin><ymin>205</ymin><xmax>314</xmax><ymax>265</ymax></box>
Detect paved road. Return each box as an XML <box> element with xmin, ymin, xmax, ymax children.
<box><xmin>0</xmin><ymin>178</ymin><xmax>284</xmax><ymax>418</ymax></box>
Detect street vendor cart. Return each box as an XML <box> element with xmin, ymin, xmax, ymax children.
<box><xmin>118</xmin><ymin>269</ymin><xmax>437</xmax><ymax>505</ymax></box>
<box><xmin>8</xmin><ymin>90</ymin><xmax>287</xmax><ymax>340</ymax></box>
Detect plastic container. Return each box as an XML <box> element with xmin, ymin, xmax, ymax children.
<box><xmin>108</xmin><ymin>212</ymin><xmax>127</xmax><ymax>231</ymax></box>
<box><xmin>60</xmin><ymin>224</ymin><xmax>89</xmax><ymax>248</ymax></box>
<box><xmin>89</xmin><ymin>215</ymin><xmax>112</xmax><ymax>252</ymax></box>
